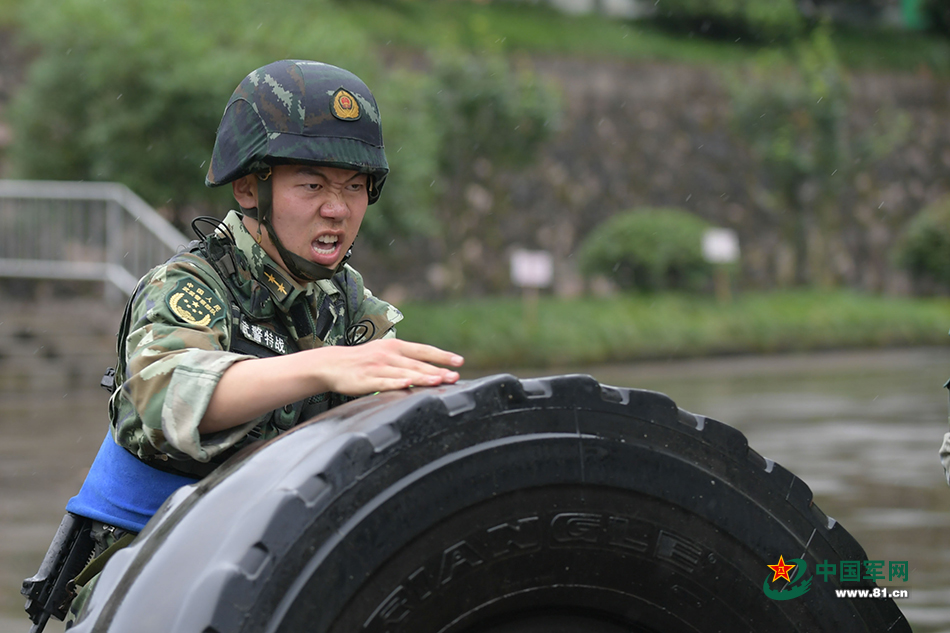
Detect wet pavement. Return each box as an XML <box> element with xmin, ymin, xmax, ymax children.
<box><xmin>2</xmin><ymin>346</ymin><xmax>948</xmax><ymax>632</ymax></box>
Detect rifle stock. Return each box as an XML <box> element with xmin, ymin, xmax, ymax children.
<box><xmin>22</xmin><ymin>513</ymin><xmax>96</xmax><ymax>632</ymax></box>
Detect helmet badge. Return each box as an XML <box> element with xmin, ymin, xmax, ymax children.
<box><xmin>331</xmin><ymin>88</ymin><xmax>361</xmax><ymax>121</ymax></box>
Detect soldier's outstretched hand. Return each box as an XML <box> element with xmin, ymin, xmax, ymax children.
<box><xmin>316</xmin><ymin>338</ymin><xmax>464</xmax><ymax>396</ymax></box>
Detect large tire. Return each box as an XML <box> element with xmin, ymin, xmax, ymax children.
<box><xmin>72</xmin><ymin>374</ymin><xmax>910</xmax><ymax>633</ymax></box>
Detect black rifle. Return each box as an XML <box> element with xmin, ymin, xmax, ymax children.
<box><xmin>22</xmin><ymin>513</ymin><xmax>96</xmax><ymax>633</ymax></box>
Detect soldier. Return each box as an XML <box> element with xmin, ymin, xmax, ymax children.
<box><xmin>23</xmin><ymin>59</ymin><xmax>463</xmax><ymax>631</ymax></box>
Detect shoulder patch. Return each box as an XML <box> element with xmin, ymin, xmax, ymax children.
<box><xmin>165</xmin><ymin>279</ymin><xmax>226</xmax><ymax>327</ymax></box>
<box><xmin>262</xmin><ymin>264</ymin><xmax>292</xmax><ymax>301</ymax></box>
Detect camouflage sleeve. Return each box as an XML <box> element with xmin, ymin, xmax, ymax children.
<box><xmin>341</xmin><ymin>265</ymin><xmax>403</xmax><ymax>342</ymax></box>
<box><xmin>114</xmin><ymin>255</ymin><xmax>260</xmax><ymax>463</ymax></box>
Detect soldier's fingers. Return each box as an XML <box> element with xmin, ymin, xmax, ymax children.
<box><xmin>394</xmin><ymin>341</ymin><xmax>464</xmax><ymax>367</ymax></box>
<box><xmin>367</xmin><ymin>359</ymin><xmax>457</xmax><ymax>385</ymax></box>
<box><xmin>383</xmin><ymin>354</ymin><xmax>460</xmax><ymax>379</ymax></box>
<box><xmin>363</xmin><ymin>369</ymin><xmax>457</xmax><ymax>393</ymax></box>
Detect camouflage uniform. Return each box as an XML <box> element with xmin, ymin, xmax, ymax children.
<box><xmin>111</xmin><ymin>210</ymin><xmax>402</xmax><ymax>476</ymax></box>
<box><xmin>62</xmin><ymin>212</ymin><xmax>401</xmax><ymax>625</ymax></box>
<box><xmin>30</xmin><ymin>59</ymin><xmax>396</xmax><ymax>632</ymax></box>
<box><xmin>111</xmin><ymin>57</ymin><xmax>397</xmax><ymax>475</ymax></box>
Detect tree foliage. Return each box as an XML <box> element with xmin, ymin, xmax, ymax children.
<box><xmin>577</xmin><ymin>208</ymin><xmax>713</xmax><ymax>292</ymax></box>
<box><xmin>432</xmin><ymin>51</ymin><xmax>558</xmax><ymax>179</ymax></box>
<box><xmin>7</xmin><ymin>0</ymin><xmax>558</xmax><ymax>246</ymax></box>
<box><xmin>10</xmin><ymin>0</ymin><xmax>370</xmax><ymax>216</ymax></box>
<box><xmin>922</xmin><ymin>0</ymin><xmax>950</xmax><ymax>35</ymax></box>
<box><xmin>728</xmin><ymin>26</ymin><xmax>907</xmax><ymax>286</ymax></box>
<box><xmin>651</xmin><ymin>0</ymin><xmax>804</xmax><ymax>41</ymax></box>
<box><xmin>894</xmin><ymin>196</ymin><xmax>950</xmax><ymax>293</ymax></box>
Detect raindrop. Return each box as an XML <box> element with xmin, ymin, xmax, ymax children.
<box><xmin>116</xmin><ymin>94</ymin><xmax>123</xmax><ymax>100</ymax></box>
<box><xmin>686</xmin><ymin>194</ymin><xmax>692</xmax><ymax>202</ymax></box>
<box><xmin>817</xmin><ymin>97</ymin><xmax>823</xmax><ymax>104</ymax></box>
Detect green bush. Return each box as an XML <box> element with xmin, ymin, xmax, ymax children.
<box><xmin>577</xmin><ymin>208</ymin><xmax>714</xmax><ymax>292</ymax></box>
<box><xmin>431</xmin><ymin>52</ymin><xmax>559</xmax><ymax>178</ymax></box>
<box><xmin>923</xmin><ymin>0</ymin><xmax>950</xmax><ymax>35</ymax></box>
<box><xmin>652</xmin><ymin>0</ymin><xmax>804</xmax><ymax>42</ymax></box>
<box><xmin>895</xmin><ymin>196</ymin><xmax>950</xmax><ymax>292</ymax></box>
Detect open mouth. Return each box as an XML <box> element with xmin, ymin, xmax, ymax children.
<box><xmin>310</xmin><ymin>234</ymin><xmax>342</xmax><ymax>265</ymax></box>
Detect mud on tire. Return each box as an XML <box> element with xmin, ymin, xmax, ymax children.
<box><xmin>72</xmin><ymin>374</ymin><xmax>911</xmax><ymax>633</ymax></box>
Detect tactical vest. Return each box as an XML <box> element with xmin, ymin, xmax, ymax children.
<box><xmin>106</xmin><ymin>227</ymin><xmax>390</xmax><ymax>479</ymax></box>
<box><xmin>196</xmin><ymin>234</ymin><xmax>347</xmax><ymax>436</ymax></box>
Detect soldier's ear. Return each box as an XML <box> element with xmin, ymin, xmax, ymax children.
<box><xmin>232</xmin><ymin>175</ymin><xmax>258</xmax><ymax>209</ymax></box>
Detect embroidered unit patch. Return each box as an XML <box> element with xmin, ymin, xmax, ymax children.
<box><xmin>166</xmin><ymin>279</ymin><xmax>226</xmax><ymax>327</ymax></box>
<box><xmin>331</xmin><ymin>88</ymin><xmax>361</xmax><ymax>121</ymax></box>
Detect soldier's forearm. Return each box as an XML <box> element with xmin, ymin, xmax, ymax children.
<box><xmin>198</xmin><ymin>340</ymin><xmax>463</xmax><ymax>434</ymax></box>
<box><xmin>199</xmin><ymin>353</ymin><xmax>333</xmax><ymax>433</ymax></box>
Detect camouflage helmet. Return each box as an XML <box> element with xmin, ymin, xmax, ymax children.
<box><xmin>205</xmin><ymin>59</ymin><xmax>388</xmax><ymax>204</ymax></box>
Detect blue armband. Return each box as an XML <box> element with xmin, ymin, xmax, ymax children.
<box><xmin>66</xmin><ymin>433</ymin><xmax>199</xmax><ymax>532</ymax></box>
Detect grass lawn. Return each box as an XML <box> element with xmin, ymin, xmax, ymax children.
<box><xmin>347</xmin><ymin>0</ymin><xmax>950</xmax><ymax>75</ymax></box>
<box><xmin>396</xmin><ymin>289</ymin><xmax>950</xmax><ymax>369</ymax></box>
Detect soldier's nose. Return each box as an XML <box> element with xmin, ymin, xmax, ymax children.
<box><xmin>321</xmin><ymin>197</ymin><xmax>349</xmax><ymax>219</ymax></box>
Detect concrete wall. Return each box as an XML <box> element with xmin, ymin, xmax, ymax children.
<box><xmin>357</xmin><ymin>57</ymin><xmax>950</xmax><ymax>301</ymax></box>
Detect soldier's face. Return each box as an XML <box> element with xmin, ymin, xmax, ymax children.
<box><xmin>238</xmin><ymin>164</ymin><xmax>369</xmax><ymax>279</ymax></box>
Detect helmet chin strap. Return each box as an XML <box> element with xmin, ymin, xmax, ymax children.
<box><xmin>248</xmin><ymin>176</ymin><xmax>351</xmax><ymax>282</ymax></box>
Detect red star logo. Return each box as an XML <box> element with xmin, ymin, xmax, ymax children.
<box><xmin>767</xmin><ymin>555</ymin><xmax>796</xmax><ymax>583</ymax></box>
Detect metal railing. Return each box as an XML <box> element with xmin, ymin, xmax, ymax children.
<box><xmin>0</xmin><ymin>180</ymin><xmax>190</xmax><ymax>302</ymax></box>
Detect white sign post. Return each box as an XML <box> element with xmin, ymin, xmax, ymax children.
<box><xmin>510</xmin><ymin>249</ymin><xmax>554</xmax><ymax>327</ymax></box>
<box><xmin>702</xmin><ymin>228</ymin><xmax>740</xmax><ymax>302</ymax></box>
